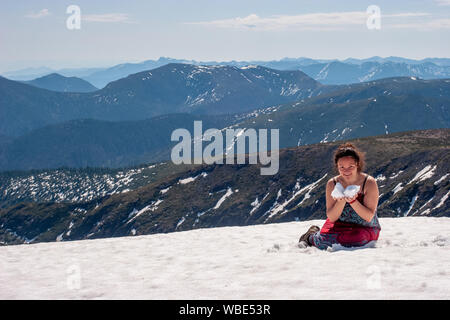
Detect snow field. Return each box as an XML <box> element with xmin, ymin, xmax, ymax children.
<box><xmin>0</xmin><ymin>217</ymin><xmax>449</xmax><ymax>299</ymax></box>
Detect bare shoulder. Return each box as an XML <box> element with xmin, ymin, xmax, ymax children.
<box><xmin>364</xmin><ymin>174</ymin><xmax>379</xmax><ymax>191</ymax></box>
<box><xmin>365</xmin><ymin>174</ymin><xmax>378</xmax><ymax>185</ymax></box>
<box><xmin>327</xmin><ymin>176</ymin><xmax>338</xmax><ymax>186</ymax></box>
<box><xmin>328</xmin><ymin>175</ymin><xmax>339</xmax><ymax>183</ymax></box>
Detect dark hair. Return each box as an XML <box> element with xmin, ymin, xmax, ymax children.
<box><xmin>333</xmin><ymin>142</ymin><xmax>365</xmax><ymax>172</ymax></box>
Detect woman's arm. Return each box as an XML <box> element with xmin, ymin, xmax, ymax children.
<box><xmin>325</xmin><ymin>179</ymin><xmax>346</xmax><ymax>222</ymax></box>
<box><xmin>348</xmin><ymin>176</ymin><xmax>379</xmax><ymax>222</ymax></box>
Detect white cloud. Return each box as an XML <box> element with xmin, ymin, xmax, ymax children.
<box><xmin>82</xmin><ymin>13</ymin><xmax>134</xmax><ymax>23</ymax></box>
<box><xmin>25</xmin><ymin>9</ymin><xmax>50</xmax><ymax>19</ymax></box>
<box><xmin>389</xmin><ymin>18</ymin><xmax>450</xmax><ymax>30</ymax></box>
<box><xmin>184</xmin><ymin>11</ymin><xmax>435</xmax><ymax>31</ymax></box>
<box><xmin>184</xmin><ymin>11</ymin><xmax>450</xmax><ymax>31</ymax></box>
<box><xmin>434</xmin><ymin>0</ymin><xmax>450</xmax><ymax>6</ymax></box>
<box><xmin>383</xmin><ymin>12</ymin><xmax>431</xmax><ymax>18</ymax></box>
<box><xmin>185</xmin><ymin>12</ymin><xmax>369</xmax><ymax>31</ymax></box>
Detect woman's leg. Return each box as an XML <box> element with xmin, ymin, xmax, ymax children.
<box><xmin>310</xmin><ymin>219</ymin><xmax>380</xmax><ymax>250</ymax></box>
<box><xmin>309</xmin><ymin>219</ymin><xmax>344</xmax><ymax>250</ymax></box>
<box><xmin>309</xmin><ymin>231</ymin><xmax>339</xmax><ymax>250</ymax></box>
<box><xmin>337</xmin><ymin>226</ymin><xmax>380</xmax><ymax>247</ymax></box>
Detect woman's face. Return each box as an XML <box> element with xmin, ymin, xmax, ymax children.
<box><xmin>337</xmin><ymin>156</ymin><xmax>358</xmax><ymax>180</ymax></box>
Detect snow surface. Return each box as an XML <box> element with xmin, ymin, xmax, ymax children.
<box><xmin>0</xmin><ymin>217</ymin><xmax>449</xmax><ymax>300</ymax></box>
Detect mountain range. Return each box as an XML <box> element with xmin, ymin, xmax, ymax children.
<box><xmin>3</xmin><ymin>56</ymin><xmax>450</xmax><ymax>88</ymax></box>
<box><xmin>299</xmin><ymin>61</ymin><xmax>450</xmax><ymax>84</ymax></box>
<box><xmin>0</xmin><ymin>128</ymin><xmax>448</xmax><ymax>245</ymax></box>
<box><xmin>0</xmin><ymin>73</ymin><xmax>448</xmax><ymax>171</ymax></box>
<box><xmin>0</xmin><ymin>63</ymin><xmax>322</xmax><ymax>138</ymax></box>
<box><xmin>237</xmin><ymin>76</ymin><xmax>450</xmax><ymax>148</ymax></box>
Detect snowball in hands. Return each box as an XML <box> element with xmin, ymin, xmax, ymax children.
<box><xmin>331</xmin><ymin>182</ymin><xmax>345</xmax><ymax>199</ymax></box>
<box><xmin>331</xmin><ymin>182</ymin><xmax>360</xmax><ymax>199</ymax></box>
<box><xmin>344</xmin><ymin>185</ymin><xmax>360</xmax><ymax>198</ymax></box>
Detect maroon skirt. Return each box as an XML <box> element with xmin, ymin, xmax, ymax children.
<box><xmin>310</xmin><ymin>218</ymin><xmax>381</xmax><ymax>249</ymax></box>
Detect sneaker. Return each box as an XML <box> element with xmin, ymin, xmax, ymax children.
<box><xmin>298</xmin><ymin>225</ymin><xmax>320</xmax><ymax>246</ymax></box>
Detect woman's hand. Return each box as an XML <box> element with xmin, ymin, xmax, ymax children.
<box><xmin>332</xmin><ymin>196</ymin><xmax>347</xmax><ymax>202</ymax></box>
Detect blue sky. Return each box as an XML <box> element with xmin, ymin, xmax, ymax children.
<box><xmin>0</xmin><ymin>0</ymin><xmax>449</xmax><ymax>72</ymax></box>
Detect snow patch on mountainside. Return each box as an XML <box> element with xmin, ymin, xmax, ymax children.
<box><xmin>1</xmin><ymin>217</ymin><xmax>448</xmax><ymax>299</ymax></box>
<box><xmin>0</xmin><ymin>163</ymin><xmax>162</xmax><ymax>203</ymax></box>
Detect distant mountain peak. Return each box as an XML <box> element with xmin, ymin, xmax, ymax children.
<box><xmin>23</xmin><ymin>73</ymin><xmax>98</xmax><ymax>93</ymax></box>
<box><xmin>35</xmin><ymin>73</ymin><xmax>67</xmax><ymax>80</ymax></box>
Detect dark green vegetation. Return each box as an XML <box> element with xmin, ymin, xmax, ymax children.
<box><xmin>0</xmin><ymin>113</ymin><xmax>241</xmax><ymax>171</ymax></box>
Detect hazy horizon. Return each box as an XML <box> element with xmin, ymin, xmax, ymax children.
<box><xmin>1</xmin><ymin>0</ymin><xmax>449</xmax><ymax>73</ymax></box>
<box><xmin>3</xmin><ymin>55</ymin><xmax>450</xmax><ymax>76</ymax></box>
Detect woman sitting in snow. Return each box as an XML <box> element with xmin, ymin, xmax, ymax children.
<box><xmin>299</xmin><ymin>142</ymin><xmax>381</xmax><ymax>249</ymax></box>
